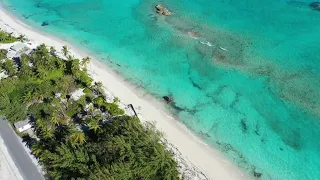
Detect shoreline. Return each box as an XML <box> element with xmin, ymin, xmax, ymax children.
<box><xmin>0</xmin><ymin>5</ymin><xmax>249</xmax><ymax>180</ymax></box>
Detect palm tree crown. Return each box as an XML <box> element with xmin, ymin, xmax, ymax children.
<box><xmin>62</xmin><ymin>45</ymin><xmax>69</xmax><ymax>57</ymax></box>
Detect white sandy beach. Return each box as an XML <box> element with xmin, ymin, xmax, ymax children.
<box><xmin>0</xmin><ymin>6</ymin><xmax>249</xmax><ymax>180</ymax></box>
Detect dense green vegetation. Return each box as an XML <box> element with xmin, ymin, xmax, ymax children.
<box><xmin>0</xmin><ymin>29</ymin><xmax>17</xmax><ymax>43</ymax></box>
<box><xmin>0</xmin><ymin>42</ymin><xmax>179</xmax><ymax>179</ymax></box>
<box><xmin>0</xmin><ymin>49</ymin><xmax>7</xmax><ymax>60</ymax></box>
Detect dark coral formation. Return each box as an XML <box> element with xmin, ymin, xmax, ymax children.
<box><xmin>254</xmin><ymin>171</ymin><xmax>262</xmax><ymax>178</ymax></box>
<box><xmin>163</xmin><ymin>96</ymin><xmax>173</xmax><ymax>103</ymax></box>
<box><xmin>41</xmin><ymin>21</ymin><xmax>49</xmax><ymax>26</ymax></box>
<box><xmin>240</xmin><ymin>119</ymin><xmax>248</xmax><ymax>132</ymax></box>
<box><xmin>309</xmin><ymin>2</ymin><xmax>320</xmax><ymax>11</ymax></box>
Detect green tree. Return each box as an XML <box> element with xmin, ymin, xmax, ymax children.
<box><xmin>69</xmin><ymin>128</ymin><xmax>86</xmax><ymax>145</ymax></box>
<box><xmin>31</xmin><ymin>142</ymin><xmax>45</xmax><ymax>157</ymax></box>
<box><xmin>62</xmin><ymin>45</ymin><xmax>69</xmax><ymax>57</ymax></box>
<box><xmin>93</xmin><ymin>81</ymin><xmax>104</xmax><ymax>95</ymax></box>
<box><xmin>18</xmin><ymin>34</ymin><xmax>26</xmax><ymax>42</ymax></box>
<box><xmin>18</xmin><ymin>54</ymin><xmax>34</xmax><ymax>78</ymax></box>
<box><xmin>2</xmin><ymin>59</ymin><xmax>17</xmax><ymax>77</ymax></box>
<box><xmin>81</xmin><ymin>57</ymin><xmax>91</xmax><ymax>67</ymax></box>
<box><xmin>50</xmin><ymin>112</ymin><xmax>60</xmax><ymax>126</ymax></box>
<box><xmin>0</xmin><ymin>49</ymin><xmax>8</xmax><ymax>60</ymax></box>
<box><xmin>88</xmin><ymin>119</ymin><xmax>101</xmax><ymax>133</ymax></box>
<box><xmin>0</xmin><ymin>30</ymin><xmax>17</xmax><ymax>43</ymax></box>
<box><xmin>41</xmin><ymin>125</ymin><xmax>55</xmax><ymax>140</ymax></box>
<box><xmin>49</xmin><ymin>46</ymin><xmax>57</xmax><ymax>56</ymax></box>
<box><xmin>22</xmin><ymin>90</ymin><xmax>33</xmax><ymax>103</ymax></box>
<box><xmin>0</xmin><ymin>44</ymin><xmax>180</xmax><ymax>180</ymax></box>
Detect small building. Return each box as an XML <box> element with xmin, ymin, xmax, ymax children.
<box><xmin>71</xmin><ymin>88</ymin><xmax>85</xmax><ymax>101</ymax></box>
<box><xmin>14</xmin><ymin>119</ymin><xmax>31</xmax><ymax>132</ymax></box>
<box><xmin>10</xmin><ymin>42</ymin><xmax>27</xmax><ymax>52</ymax></box>
<box><xmin>7</xmin><ymin>43</ymin><xmax>31</xmax><ymax>60</ymax></box>
<box><xmin>6</xmin><ymin>50</ymin><xmax>16</xmax><ymax>59</ymax></box>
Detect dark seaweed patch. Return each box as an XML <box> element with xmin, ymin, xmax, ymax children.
<box><xmin>190</xmin><ymin>78</ymin><xmax>202</xmax><ymax>90</ymax></box>
<box><xmin>199</xmin><ymin>131</ymin><xmax>211</xmax><ymax>138</ymax></box>
<box><xmin>253</xmin><ymin>171</ymin><xmax>262</xmax><ymax>178</ymax></box>
<box><xmin>254</xmin><ymin>123</ymin><xmax>260</xmax><ymax>136</ymax></box>
<box><xmin>240</xmin><ymin>119</ymin><xmax>248</xmax><ymax>132</ymax></box>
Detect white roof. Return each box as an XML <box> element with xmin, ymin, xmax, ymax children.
<box><xmin>10</xmin><ymin>43</ymin><xmax>26</xmax><ymax>52</ymax></box>
<box><xmin>7</xmin><ymin>51</ymin><xmax>16</xmax><ymax>58</ymax></box>
<box><xmin>14</xmin><ymin>119</ymin><xmax>30</xmax><ymax>128</ymax></box>
<box><xmin>71</xmin><ymin>89</ymin><xmax>85</xmax><ymax>101</ymax></box>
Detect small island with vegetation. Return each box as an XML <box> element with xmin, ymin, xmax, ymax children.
<box><xmin>0</xmin><ymin>30</ymin><xmax>180</xmax><ymax>179</ymax></box>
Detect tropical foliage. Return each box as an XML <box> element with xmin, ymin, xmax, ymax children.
<box><xmin>0</xmin><ymin>29</ymin><xmax>17</xmax><ymax>43</ymax></box>
<box><xmin>0</xmin><ymin>43</ymin><xmax>180</xmax><ymax>179</ymax></box>
<box><xmin>0</xmin><ymin>49</ymin><xmax>7</xmax><ymax>60</ymax></box>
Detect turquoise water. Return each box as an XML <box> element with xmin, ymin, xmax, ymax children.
<box><xmin>2</xmin><ymin>0</ymin><xmax>320</xmax><ymax>179</ymax></box>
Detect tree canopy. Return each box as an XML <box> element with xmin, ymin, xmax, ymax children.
<box><xmin>0</xmin><ymin>43</ymin><xmax>180</xmax><ymax>179</ymax></box>
<box><xmin>0</xmin><ymin>49</ymin><xmax>7</xmax><ymax>60</ymax></box>
<box><xmin>0</xmin><ymin>30</ymin><xmax>17</xmax><ymax>43</ymax></box>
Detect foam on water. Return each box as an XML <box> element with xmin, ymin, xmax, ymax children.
<box><xmin>1</xmin><ymin>0</ymin><xmax>320</xmax><ymax>179</ymax></box>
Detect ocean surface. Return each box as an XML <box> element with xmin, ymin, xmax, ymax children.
<box><xmin>1</xmin><ymin>0</ymin><xmax>320</xmax><ymax>179</ymax></box>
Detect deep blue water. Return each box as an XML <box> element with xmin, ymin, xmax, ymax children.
<box><xmin>1</xmin><ymin>0</ymin><xmax>320</xmax><ymax>179</ymax></box>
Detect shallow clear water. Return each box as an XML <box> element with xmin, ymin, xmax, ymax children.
<box><xmin>2</xmin><ymin>0</ymin><xmax>320</xmax><ymax>179</ymax></box>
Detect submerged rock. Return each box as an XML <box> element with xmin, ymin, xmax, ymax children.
<box><xmin>41</xmin><ymin>21</ymin><xmax>49</xmax><ymax>26</ymax></box>
<box><xmin>309</xmin><ymin>2</ymin><xmax>320</xmax><ymax>11</ymax></box>
<box><xmin>163</xmin><ymin>96</ymin><xmax>173</xmax><ymax>103</ymax></box>
<box><xmin>155</xmin><ymin>4</ymin><xmax>172</xmax><ymax>16</ymax></box>
<box><xmin>253</xmin><ymin>171</ymin><xmax>262</xmax><ymax>178</ymax></box>
<box><xmin>240</xmin><ymin>119</ymin><xmax>248</xmax><ymax>132</ymax></box>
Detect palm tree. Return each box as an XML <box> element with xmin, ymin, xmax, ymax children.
<box><xmin>34</xmin><ymin>118</ymin><xmax>44</xmax><ymax>132</ymax></box>
<box><xmin>88</xmin><ymin>119</ymin><xmax>101</xmax><ymax>133</ymax></box>
<box><xmin>81</xmin><ymin>57</ymin><xmax>91</xmax><ymax>67</ymax></box>
<box><xmin>36</xmin><ymin>44</ymin><xmax>49</xmax><ymax>60</ymax></box>
<box><xmin>8</xmin><ymin>32</ymin><xmax>13</xmax><ymax>40</ymax></box>
<box><xmin>69</xmin><ymin>128</ymin><xmax>86</xmax><ymax>145</ymax></box>
<box><xmin>57</xmin><ymin>59</ymin><xmax>66</xmax><ymax>69</ymax></box>
<box><xmin>94</xmin><ymin>81</ymin><xmax>104</xmax><ymax>95</ymax></box>
<box><xmin>35</xmin><ymin>66</ymin><xmax>48</xmax><ymax>79</ymax></box>
<box><xmin>50</xmin><ymin>46</ymin><xmax>57</xmax><ymax>56</ymax></box>
<box><xmin>58</xmin><ymin>76</ymin><xmax>71</xmax><ymax>93</ymax></box>
<box><xmin>33</xmin><ymin>89</ymin><xmax>45</xmax><ymax>101</ymax></box>
<box><xmin>95</xmin><ymin>82</ymin><xmax>103</xmax><ymax>89</ymax></box>
<box><xmin>67</xmin><ymin>55</ymin><xmax>74</xmax><ymax>61</ymax></box>
<box><xmin>62</xmin><ymin>45</ymin><xmax>69</xmax><ymax>57</ymax></box>
<box><xmin>86</xmin><ymin>104</ymin><xmax>95</xmax><ymax>117</ymax></box>
<box><xmin>22</xmin><ymin>91</ymin><xmax>33</xmax><ymax>103</ymax></box>
<box><xmin>18</xmin><ymin>34</ymin><xmax>26</xmax><ymax>42</ymax></box>
<box><xmin>41</xmin><ymin>125</ymin><xmax>55</xmax><ymax>139</ymax></box>
<box><xmin>31</xmin><ymin>142</ymin><xmax>44</xmax><ymax>157</ymax></box>
<box><xmin>50</xmin><ymin>113</ymin><xmax>60</xmax><ymax>126</ymax></box>
<box><xmin>59</xmin><ymin>116</ymin><xmax>69</xmax><ymax>125</ymax></box>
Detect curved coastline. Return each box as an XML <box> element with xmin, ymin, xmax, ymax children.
<box><xmin>0</xmin><ymin>4</ymin><xmax>249</xmax><ymax>180</ymax></box>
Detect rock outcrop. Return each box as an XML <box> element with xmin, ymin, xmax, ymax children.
<box><xmin>155</xmin><ymin>4</ymin><xmax>172</xmax><ymax>16</ymax></box>
<box><xmin>309</xmin><ymin>2</ymin><xmax>320</xmax><ymax>11</ymax></box>
<box><xmin>41</xmin><ymin>21</ymin><xmax>49</xmax><ymax>26</ymax></box>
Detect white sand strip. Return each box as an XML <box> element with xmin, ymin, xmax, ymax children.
<box><xmin>0</xmin><ymin>6</ymin><xmax>249</xmax><ymax>180</ymax></box>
